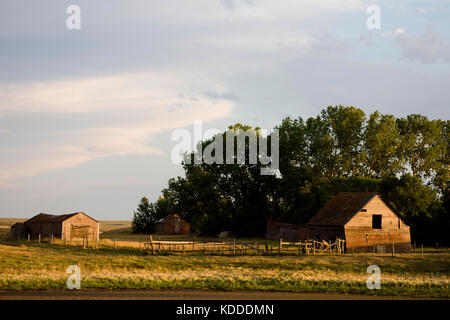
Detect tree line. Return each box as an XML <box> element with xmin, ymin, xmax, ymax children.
<box><xmin>132</xmin><ymin>105</ymin><xmax>449</xmax><ymax>245</ymax></box>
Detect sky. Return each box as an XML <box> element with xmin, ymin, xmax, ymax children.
<box><xmin>0</xmin><ymin>0</ymin><xmax>449</xmax><ymax>220</ymax></box>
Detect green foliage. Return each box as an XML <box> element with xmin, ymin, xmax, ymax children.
<box><xmin>136</xmin><ymin>107</ymin><xmax>449</xmax><ymax>244</ymax></box>
<box><xmin>131</xmin><ymin>197</ymin><xmax>163</xmax><ymax>234</ymax></box>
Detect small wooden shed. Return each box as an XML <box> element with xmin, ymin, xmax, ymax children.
<box><xmin>10</xmin><ymin>223</ymin><xmax>26</xmax><ymax>240</ymax></box>
<box><xmin>265</xmin><ymin>218</ymin><xmax>308</xmax><ymax>241</ymax></box>
<box><xmin>155</xmin><ymin>214</ymin><xmax>190</xmax><ymax>235</ymax></box>
<box><xmin>308</xmin><ymin>192</ymin><xmax>411</xmax><ymax>253</ymax></box>
<box><xmin>24</xmin><ymin>212</ymin><xmax>99</xmax><ymax>241</ymax></box>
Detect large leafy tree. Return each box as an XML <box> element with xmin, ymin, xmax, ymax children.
<box><xmin>364</xmin><ymin>111</ymin><xmax>402</xmax><ymax>177</ymax></box>
<box><xmin>396</xmin><ymin>114</ymin><xmax>444</xmax><ymax>179</ymax></box>
<box><xmin>132</xmin><ymin>106</ymin><xmax>449</xmax><ymax>244</ymax></box>
<box><xmin>321</xmin><ymin>105</ymin><xmax>366</xmax><ymax>177</ymax></box>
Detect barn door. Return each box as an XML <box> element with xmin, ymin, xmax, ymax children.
<box><xmin>174</xmin><ymin>218</ymin><xmax>180</xmax><ymax>233</ymax></box>
<box><xmin>71</xmin><ymin>225</ymin><xmax>93</xmax><ymax>239</ymax></box>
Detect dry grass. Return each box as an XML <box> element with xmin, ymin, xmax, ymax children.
<box><xmin>0</xmin><ymin>242</ymin><xmax>448</xmax><ymax>297</ymax></box>
<box><xmin>0</xmin><ymin>218</ymin><xmax>448</xmax><ymax>297</ymax></box>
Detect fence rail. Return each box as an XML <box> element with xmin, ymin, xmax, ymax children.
<box><xmin>142</xmin><ymin>236</ymin><xmax>346</xmax><ymax>256</ymax></box>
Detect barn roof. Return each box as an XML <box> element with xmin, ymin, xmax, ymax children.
<box><xmin>307</xmin><ymin>192</ymin><xmax>380</xmax><ymax>226</ymax></box>
<box><xmin>25</xmin><ymin>212</ymin><xmax>98</xmax><ymax>223</ymax></box>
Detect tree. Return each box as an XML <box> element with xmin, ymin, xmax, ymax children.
<box><xmin>131</xmin><ymin>197</ymin><xmax>159</xmax><ymax>234</ymax></box>
<box><xmin>321</xmin><ymin>105</ymin><xmax>366</xmax><ymax>177</ymax></box>
<box><xmin>431</xmin><ymin>120</ymin><xmax>449</xmax><ymax>197</ymax></box>
<box><xmin>134</xmin><ymin>107</ymin><xmax>449</xmax><ymax>244</ymax></box>
<box><xmin>396</xmin><ymin>114</ymin><xmax>443</xmax><ymax>179</ymax></box>
<box><xmin>364</xmin><ymin>111</ymin><xmax>402</xmax><ymax>177</ymax></box>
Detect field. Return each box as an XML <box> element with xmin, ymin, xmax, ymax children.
<box><xmin>0</xmin><ymin>219</ymin><xmax>448</xmax><ymax>298</ymax></box>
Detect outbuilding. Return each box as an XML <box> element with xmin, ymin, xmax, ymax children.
<box><xmin>265</xmin><ymin>218</ymin><xmax>308</xmax><ymax>242</ymax></box>
<box><xmin>155</xmin><ymin>214</ymin><xmax>190</xmax><ymax>235</ymax></box>
<box><xmin>307</xmin><ymin>192</ymin><xmax>411</xmax><ymax>253</ymax></box>
<box><xmin>23</xmin><ymin>212</ymin><xmax>99</xmax><ymax>241</ymax></box>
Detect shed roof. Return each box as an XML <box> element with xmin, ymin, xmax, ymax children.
<box><xmin>156</xmin><ymin>214</ymin><xmax>181</xmax><ymax>224</ymax></box>
<box><xmin>24</xmin><ymin>212</ymin><xmax>98</xmax><ymax>223</ymax></box>
<box><xmin>308</xmin><ymin>192</ymin><xmax>380</xmax><ymax>226</ymax></box>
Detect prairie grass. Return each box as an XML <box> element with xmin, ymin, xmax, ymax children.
<box><xmin>0</xmin><ymin>242</ymin><xmax>448</xmax><ymax>297</ymax></box>
<box><xmin>0</xmin><ymin>218</ymin><xmax>448</xmax><ymax>297</ymax></box>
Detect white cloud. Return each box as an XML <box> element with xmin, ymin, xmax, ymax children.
<box><xmin>0</xmin><ymin>72</ymin><xmax>235</xmax><ymax>184</ymax></box>
<box><xmin>416</xmin><ymin>7</ymin><xmax>436</xmax><ymax>14</ymax></box>
<box><xmin>392</xmin><ymin>28</ymin><xmax>450</xmax><ymax>64</ymax></box>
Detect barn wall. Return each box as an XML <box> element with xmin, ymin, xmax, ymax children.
<box><xmin>155</xmin><ymin>223</ymin><xmax>165</xmax><ymax>235</ymax></box>
<box><xmin>156</xmin><ymin>215</ymin><xmax>190</xmax><ymax>235</ymax></box>
<box><xmin>345</xmin><ymin>195</ymin><xmax>411</xmax><ymax>252</ymax></box>
<box><xmin>308</xmin><ymin>225</ymin><xmax>345</xmax><ymax>242</ymax></box>
<box><xmin>180</xmin><ymin>221</ymin><xmax>190</xmax><ymax>235</ymax></box>
<box><xmin>24</xmin><ymin>222</ymin><xmax>63</xmax><ymax>239</ymax></box>
<box><xmin>63</xmin><ymin>213</ymin><xmax>99</xmax><ymax>240</ymax></box>
<box><xmin>265</xmin><ymin>219</ymin><xmax>308</xmax><ymax>241</ymax></box>
<box><xmin>10</xmin><ymin>223</ymin><xmax>26</xmax><ymax>240</ymax></box>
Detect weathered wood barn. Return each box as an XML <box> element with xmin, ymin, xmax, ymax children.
<box><xmin>23</xmin><ymin>212</ymin><xmax>99</xmax><ymax>241</ymax></box>
<box><xmin>265</xmin><ymin>218</ymin><xmax>308</xmax><ymax>242</ymax></box>
<box><xmin>155</xmin><ymin>214</ymin><xmax>190</xmax><ymax>235</ymax></box>
<box><xmin>308</xmin><ymin>192</ymin><xmax>411</xmax><ymax>253</ymax></box>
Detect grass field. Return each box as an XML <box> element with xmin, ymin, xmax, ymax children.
<box><xmin>0</xmin><ymin>218</ymin><xmax>448</xmax><ymax>297</ymax></box>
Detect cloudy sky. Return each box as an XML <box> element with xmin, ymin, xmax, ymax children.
<box><xmin>1</xmin><ymin>0</ymin><xmax>449</xmax><ymax>220</ymax></box>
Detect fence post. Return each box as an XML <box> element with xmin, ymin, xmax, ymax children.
<box><xmin>95</xmin><ymin>237</ymin><xmax>98</xmax><ymax>249</ymax></box>
<box><xmin>233</xmin><ymin>239</ymin><xmax>236</xmax><ymax>254</ymax></box>
<box><xmin>38</xmin><ymin>234</ymin><xmax>41</xmax><ymax>245</ymax></box>
<box><xmin>86</xmin><ymin>237</ymin><xmax>89</xmax><ymax>249</ymax></box>
<box><xmin>421</xmin><ymin>244</ymin><xmax>424</xmax><ymax>260</ymax></box>
<box><xmin>279</xmin><ymin>238</ymin><xmax>282</xmax><ymax>255</ymax></box>
<box><xmin>149</xmin><ymin>235</ymin><xmax>154</xmax><ymax>254</ymax></box>
<box><xmin>83</xmin><ymin>238</ymin><xmax>86</xmax><ymax>249</ymax></box>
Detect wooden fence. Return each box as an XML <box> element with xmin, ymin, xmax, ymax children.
<box><xmin>142</xmin><ymin>236</ymin><xmax>346</xmax><ymax>256</ymax></box>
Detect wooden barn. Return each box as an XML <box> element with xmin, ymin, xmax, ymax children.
<box><xmin>308</xmin><ymin>192</ymin><xmax>411</xmax><ymax>253</ymax></box>
<box><xmin>265</xmin><ymin>218</ymin><xmax>308</xmax><ymax>242</ymax></box>
<box><xmin>155</xmin><ymin>214</ymin><xmax>190</xmax><ymax>235</ymax></box>
<box><xmin>23</xmin><ymin>212</ymin><xmax>99</xmax><ymax>241</ymax></box>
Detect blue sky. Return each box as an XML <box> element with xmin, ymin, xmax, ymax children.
<box><xmin>0</xmin><ymin>0</ymin><xmax>449</xmax><ymax>220</ymax></box>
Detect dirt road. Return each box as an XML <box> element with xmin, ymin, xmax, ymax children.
<box><xmin>0</xmin><ymin>289</ymin><xmax>434</xmax><ymax>300</ymax></box>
